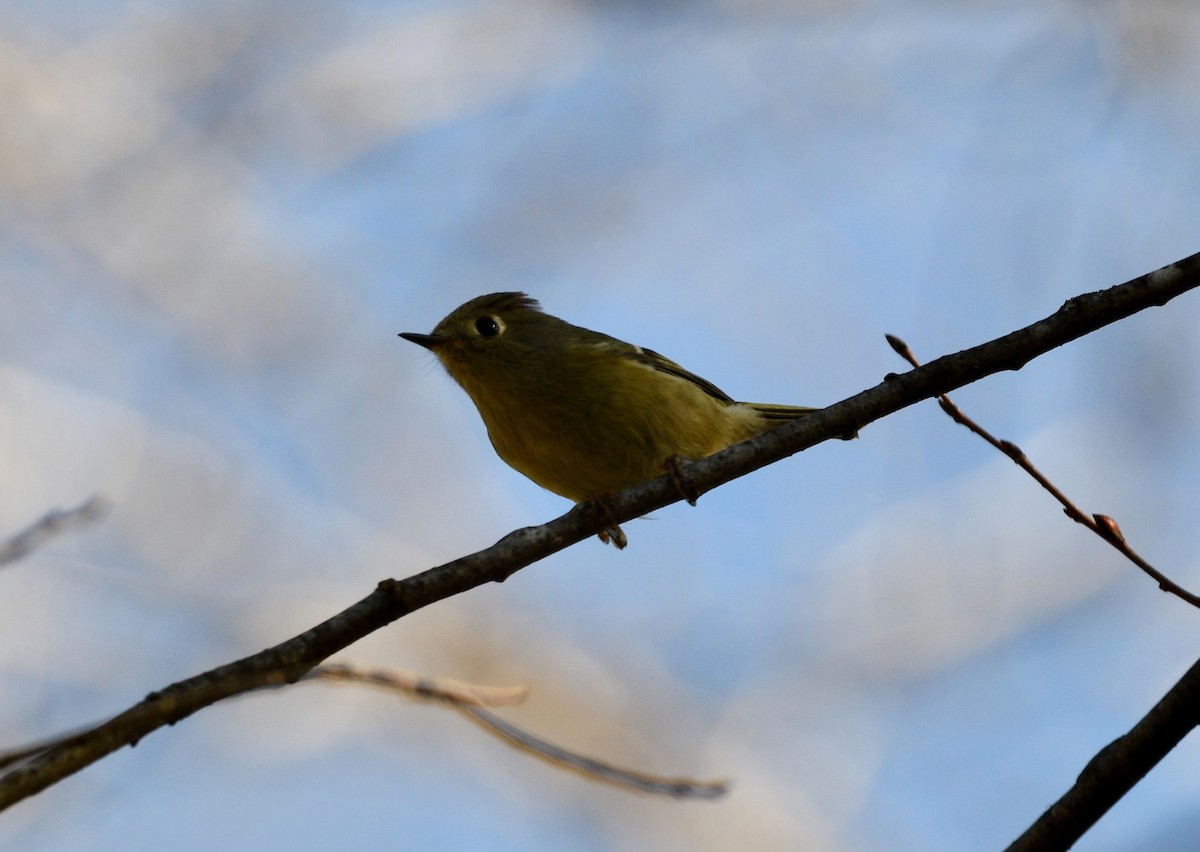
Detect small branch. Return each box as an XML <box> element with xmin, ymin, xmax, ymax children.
<box><xmin>0</xmin><ymin>662</ymin><xmax>727</xmax><ymax>800</ymax></box>
<box><xmin>0</xmin><ymin>251</ymin><xmax>1197</xmax><ymax>810</ymax></box>
<box><xmin>0</xmin><ymin>665</ymin><xmax>529</xmax><ymax>775</ymax></box>
<box><xmin>886</xmin><ymin>335</ymin><xmax>1200</xmax><ymax>609</ymax></box>
<box><xmin>1005</xmin><ymin>656</ymin><xmax>1200</xmax><ymax>851</ymax></box>
<box><xmin>307</xmin><ymin>662</ymin><xmax>727</xmax><ymax>799</ymax></box>
<box><xmin>0</xmin><ymin>497</ymin><xmax>108</xmax><ymax>568</ymax></box>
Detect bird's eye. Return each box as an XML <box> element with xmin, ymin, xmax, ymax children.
<box><xmin>474</xmin><ymin>316</ymin><xmax>502</xmax><ymax>338</ymax></box>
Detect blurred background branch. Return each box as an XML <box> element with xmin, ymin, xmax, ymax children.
<box><xmin>0</xmin><ymin>496</ymin><xmax>107</xmax><ymax>568</ymax></box>
<box><xmin>308</xmin><ymin>662</ymin><xmax>728</xmax><ymax>799</ymax></box>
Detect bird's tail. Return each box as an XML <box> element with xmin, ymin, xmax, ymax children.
<box><xmin>745</xmin><ymin>402</ymin><xmax>819</xmax><ymax>421</ymax></box>
<box><xmin>747</xmin><ymin>402</ymin><xmax>857</xmax><ymax>440</ymax></box>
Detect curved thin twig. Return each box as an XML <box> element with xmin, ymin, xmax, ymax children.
<box><xmin>307</xmin><ymin>662</ymin><xmax>727</xmax><ymax>799</ymax></box>
<box><xmin>455</xmin><ymin>704</ymin><xmax>728</xmax><ymax>800</ymax></box>
<box><xmin>305</xmin><ymin>661</ymin><xmax>529</xmax><ymax>707</ymax></box>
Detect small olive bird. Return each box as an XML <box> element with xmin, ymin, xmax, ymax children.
<box><xmin>401</xmin><ymin>293</ymin><xmax>816</xmax><ymax>547</ymax></box>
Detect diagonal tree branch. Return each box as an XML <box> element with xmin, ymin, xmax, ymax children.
<box><xmin>1006</xmin><ymin>656</ymin><xmax>1200</xmax><ymax>851</ymax></box>
<box><xmin>0</xmin><ymin>251</ymin><xmax>1197</xmax><ymax>811</ymax></box>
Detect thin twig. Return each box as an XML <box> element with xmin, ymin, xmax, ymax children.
<box><xmin>885</xmin><ymin>335</ymin><xmax>1200</xmax><ymax>609</ymax></box>
<box><xmin>307</xmin><ymin>662</ymin><xmax>727</xmax><ymax>799</ymax></box>
<box><xmin>0</xmin><ymin>497</ymin><xmax>109</xmax><ymax>568</ymax></box>
<box><xmin>0</xmin><ymin>251</ymin><xmax>1196</xmax><ymax>810</ymax></box>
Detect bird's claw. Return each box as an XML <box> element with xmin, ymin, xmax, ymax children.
<box><xmin>662</xmin><ymin>455</ymin><xmax>700</xmax><ymax>506</ymax></box>
<box><xmin>585</xmin><ymin>493</ymin><xmax>628</xmax><ymax>549</ymax></box>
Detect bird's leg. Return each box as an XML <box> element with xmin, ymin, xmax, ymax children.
<box><xmin>661</xmin><ymin>455</ymin><xmax>700</xmax><ymax>506</ymax></box>
<box><xmin>583</xmin><ymin>493</ymin><xmax>628</xmax><ymax>549</ymax></box>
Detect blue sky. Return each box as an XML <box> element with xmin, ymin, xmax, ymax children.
<box><xmin>2</xmin><ymin>1</ymin><xmax>1199</xmax><ymax>849</ymax></box>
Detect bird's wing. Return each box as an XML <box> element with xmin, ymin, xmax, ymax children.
<box><xmin>578</xmin><ymin>335</ymin><xmax>734</xmax><ymax>403</ymax></box>
<box><xmin>580</xmin><ymin>334</ymin><xmax>818</xmax><ymax>416</ymax></box>
<box><xmin>632</xmin><ymin>346</ymin><xmax>736</xmax><ymax>403</ymax></box>
<box><xmin>572</xmin><ymin>330</ymin><xmax>736</xmax><ymax>403</ymax></box>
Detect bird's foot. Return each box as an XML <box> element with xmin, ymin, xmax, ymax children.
<box><xmin>662</xmin><ymin>455</ymin><xmax>700</xmax><ymax>506</ymax></box>
<box><xmin>584</xmin><ymin>493</ymin><xmax>628</xmax><ymax>549</ymax></box>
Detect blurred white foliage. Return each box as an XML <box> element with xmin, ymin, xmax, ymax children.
<box><xmin>813</xmin><ymin>418</ymin><xmax>1134</xmax><ymax>678</ymax></box>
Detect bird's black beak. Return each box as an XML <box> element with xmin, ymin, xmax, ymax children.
<box><xmin>399</xmin><ymin>332</ymin><xmax>449</xmax><ymax>350</ymax></box>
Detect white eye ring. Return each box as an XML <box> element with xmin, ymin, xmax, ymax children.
<box><xmin>474</xmin><ymin>315</ymin><xmax>504</xmax><ymax>338</ymax></box>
